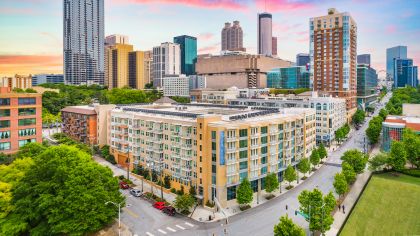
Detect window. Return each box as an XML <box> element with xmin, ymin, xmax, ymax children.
<box><xmin>18</xmin><ymin>98</ymin><xmax>36</xmax><ymax>105</ymax></box>
<box><xmin>211</xmin><ymin>131</ymin><xmax>216</xmax><ymax>139</ymax></box>
<box><xmin>239</xmin><ymin>129</ymin><xmax>248</xmax><ymax>137</ymax></box>
<box><xmin>212</xmin><ymin>142</ymin><xmax>216</xmax><ymax>151</ymax></box>
<box><xmin>261</xmin><ymin>126</ymin><xmax>267</xmax><ymax>134</ymax></box>
<box><xmin>261</xmin><ymin>136</ymin><xmax>267</xmax><ymax>144</ymax></box>
<box><xmin>0</xmin><ymin>99</ymin><xmax>10</xmax><ymax>106</ymax></box>
<box><xmin>239</xmin><ymin>150</ymin><xmax>248</xmax><ymax>159</ymax></box>
<box><xmin>0</xmin><ymin>142</ymin><xmax>10</xmax><ymax>150</ymax></box>
<box><xmin>227</xmin><ymin>186</ymin><xmax>237</xmax><ymax>200</ymax></box>
<box><xmin>0</xmin><ymin>120</ymin><xmax>10</xmax><ymax>128</ymax></box>
<box><xmin>18</xmin><ymin>138</ymin><xmax>36</xmax><ymax>147</ymax></box>
<box><xmin>261</xmin><ymin>156</ymin><xmax>267</xmax><ymax>164</ymax></box>
<box><xmin>0</xmin><ymin>131</ymin><xmax>10</xmax><ymax>139</ymax></box>
<box><xmin>239</xmin><ymin>139</ymin><xmax>247</xmax><ymax>148</ymax></box>
<box><xmin>18</xmin><ymin>118</ymin><xmax>36</xmax><ymax>126</ymax></box>
<box><xmin>212</xmin><ymin>153</ymin><xmax>216</xmax><ymax>162</ymax></box>
<box><xmin>212</xmin><ymin>165</ymin><xmax>216</xmax><ymax>173</ymax></box>
<box><xmin>239</xmin><ymin>161</ymin><xmax>248</xmax><ymax>170</ymax></box>
<box><xmin>19</xmin><ymin>128</ymin><xmax>36</xmax><ymax>136</ymax></box>
<box><xmin>18</xmin><ymin>108</ymin><xmax>36</xmax><ymax>116</ymax></box>
<box><xmin>239</xmin><ymin>172</ymin><xmax>248</xmax><ymax>181</ymax></box>
<box><xmin>0</xmin><ymin>109</ymin><xmax>10</xmax><ymax>117</ymax></box>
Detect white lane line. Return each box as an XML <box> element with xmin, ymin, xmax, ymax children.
<box><xmin>166</xmin><ymin>227</ymin><xmax>176</xmax><ymax>232</ymax></box>
<box><xmin>185</xmin><ymin>222</ymin><xmax>194</xmax><ymax>227</ymax></box>
<box><xmin>175</xmin><ymin>225</ymin><xmax>185</xmax><ymax>230</ymax></box>
<box><xmin>157</xmin><ymin>229</ymin><xmax>167</xmax><ymax>234</ymax></box>
<box><xmin>146</xmin><ymin>233</ymin><xmax>154</xmax><ymax>236</ymax></box>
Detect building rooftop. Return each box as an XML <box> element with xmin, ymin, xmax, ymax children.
<box><xmin>384</xmin><ymin>115</ymin><xmax>420</xmax><ymax>131</ymax></box>
<box><xmin>61</xmin><ymin>106</ymin><xmax>97</xmax><ymax>115</ymax></box>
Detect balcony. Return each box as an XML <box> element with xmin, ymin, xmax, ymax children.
<box><xmin>226</xmin><ymin>147</ymin><xmax>237</xmax><ymax>153</ymax></box>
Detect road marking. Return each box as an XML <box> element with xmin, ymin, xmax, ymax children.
<box><xmin>157</xmin><ymin>229</ymin><xmax>167</xmax><ymax>234</ymax></box>
<box><xmin>175</xmin><ymin>225</ymin><xmax>185</xmax><ymax>230</ymax></box>
<box><xmin>185</xmin><ymin>222</ymin><xmax>194</xmax><ymax>227</ymax></box>
<box><xmin>166</xmin><ymin>227</ymin><xmax>176</xmax><ymax>232</ymax></box>
<box><xmin>146</xmin><ymin>232</ymin><xmax>154</xmax><ymax>236</ymax></box>
<box><xmin>123</xmin><ymin>208</ymin><xmax>139</xmax><ymax>218</ymax></box>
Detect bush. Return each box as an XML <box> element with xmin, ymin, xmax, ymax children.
<box><xmin>399</xmin><ymin>169</ymin><xmax>420</xmax><ymax>178</ymax></box>
<box><xmin>239</xmin><ymin>205</ymin><xmax>251</xmax><ymax>211</ymax></box>
<box><xmin>286</xmin><ymin>185</ymin><xmax>294</xmax><ymax>190</ymax></box>
<box><xmin>205</xmin><ymin>200</ymin><xmax>215</xmax><ymax>208</ymax></box>
<box><xmin>170</xmin><ymin>188</ymin><xmax>177</xmax><ymax>194</ymax></box>
<box><xmin>265</xmin><ymin>194</ymin><xmax>275</xmax><ymax>200</ymax></box>
<box><xmin>118</xmin><ymin>175</ymin><xmax>125</xmax><ymax>180</ymax></box>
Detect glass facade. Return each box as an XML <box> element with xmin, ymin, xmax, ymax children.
<box><xmin>386</xmin><ymin>46</ymin><xmax>407</xmax><ymax>80</ymax></box>
<box><xmin>267</xmin><ymin>66</ymin><xmax>310</xmax><ymax>89</ymax></box>
<box><xmin>357</xmin><ymin>64</ymin><xmax>378</xmax><ymax>97</ymax></box>
<box><xmin>173</xmin><ymin>35</ymin><xmax>197</xmax><ymax>76</ymax></box>
<box><xmin>393</xmin><ymin>58</ymin><xmax>418</xmax><ymax>88</ymax></box>
<box><xmin>382</xmin><ymin>124</ymin><xmax>404</xmax><ymax>152</ymax></box>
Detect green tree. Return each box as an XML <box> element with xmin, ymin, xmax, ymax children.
<box><xmin>318</xmin><ymin>143</ymin><xmax>328</xmax><ymax>160</ymax></box>
<box><xmin>342</xmin><ymin>162</ymin><xmax>356</xmax><ymax>184</ymax></box>
<box><xmin>368</xmin><ymin>152</ymin><xmax>390</xmax><ymax>172</ymax></box>
<box><xmin>15</xmin><ymin>142</ymin><xmax>47</xmax><ymax>159</ymax></box>
<box><xmin>366</xmin><ymin>116</ymin><xmax>383</xmax><ymax>144</ymax></box>
<box><xmin>236</xmin><ymin>178</ymin><xmax>253</xmax><ymax>206</ymax></box>
<box><xmin>1</xmin><ymin>145</ymin><xmax>124</xmax><ymax>236</ymax></box>
<box><xmin>389</xmin><ymin>141</ymin><xmax>407</xmax><ymax>171</ymax></box>
<box><xmin>284</xmin><ymin>165</ymin><xmax>296</xmax><ymax>188</ymax></box>
<box><xmin>189</xmin><ymin>186</ymin><xmax>197</xmax><ymax>197</ymax></box>
<box><xmin>297</xmin><ymin>158</ymin><xmax>310</xmax><ymax>178</ymax></box>
<box><xmin>352</xmin><ymin>109</ymin><xmax>366</xmax><ymax>126</ymax></box>
<box><xmin>379</xmin><ymin>108</ymin><xmax>388</xmax><ymax>121</ymax></box>
<box><xmin>164</xmin><ymin>175</ymin><xmax>171</xmax><ymax>189</ymax></box>
<box><xmin>265</xmin><ymin>172</ymin><xmax>279</xmax><ymax>195</ymax></box>
<box><xmin>335</xmin><ymin>128</ymin><xmax>344</xmax><ymax>144</ymax></box>
<box><xmin>310</xmin><ymin>149</ymin><xmax>320</xmax><ymax>168</ymax></box>
<box><xmin>333</xmin><ymin>172</ymin><xmax>348</xmax><ymax>198</ymax></box>
<box><xmin>402</xmin><ymin>129</ymin><xmax>420</xmax><ymax>168</ymax></box>
<box><xmin>173</xmin><ymin>194</ymin><xmax>195</xmax><ymax>214</ymax></box>
<box><xmin>341</xmin><ymin>149</ymin><xmax>368</xmax><ymax>174</ymax></box>
<box><xmin>273</xmin><ymin>215</ymin><xmax>305</xmax><ymax>236</ymax></box>
<box><xmin>298</xmin><ymin>189</ymin><xmax>336</xmax><ymax>235</ymax></box>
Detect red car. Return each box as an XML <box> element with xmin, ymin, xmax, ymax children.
<box><xmin>119</xmin><ymin>181</ymin><xmax>129</xmax><ymax>189</ymax></box>
<box><xmin>153</xmin><ymin>201</ymin><xmax>166</xmax><ymax>210</ymax></box>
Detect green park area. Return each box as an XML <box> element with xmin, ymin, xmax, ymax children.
<box><xmin>340</xmin><ymin>172</ymin><xmax>420</xmax><ymax>235</ymax></box>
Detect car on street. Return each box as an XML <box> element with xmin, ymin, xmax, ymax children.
<box><xmin>119</xmin><ymin>181</ymin><xmax>130</xmax><ymax>189</ymax></box>
<box><xmin>130</xmin><ymin>188</ymin><xmax>142</xmax><ymax>197</ymax></box>
<box><xmin>162</xmin><ymin>206</ymin><xmax>176</xmax><ymax>216</ymax></box>
<box><xmin>153</xmin><ymin>201</ymin><xmax>166</xmax><ymax>210</ymax></box>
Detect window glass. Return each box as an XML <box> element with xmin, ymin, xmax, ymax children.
<box><xmin>18</xmin><ymin>118</ymin><xmax>36</xmax><ymax>126</ymax></box>
<box><xmin>18</xmin><ymin>98</ymin><xmax>36</xmax><ymax>105</ymax></box>
<box><xmin>0</xmin><ymin>142</ymin><xmax>11</xmax><ymax>150</ymax></box>
<box><xmin>0</xmin><ymin>120</ymin><xmax>10</xmax><ymax>128</ymax></box>
<box><xmin>18</xmin><ymin>108</ymin><xmax>36</xmax><ymax>116</ymax></box>
<box><xmin>0</xmin><ymin>109</ymin><xmax>10</xmax><ymax>117</ymax></box>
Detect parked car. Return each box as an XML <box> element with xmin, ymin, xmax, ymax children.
<box><xmin>119</xmin><ymin>181</ymin><xmax>129</xmax><ymax>189</ymax></box>
<box><xmin>153</xmin><ymin>201</ymin><xmax>166</xmax><ymax>210</ymax></box>
<box><xmin>162</xmin><ymin>206</ymin><xmax>176</xmax><ymax>216</ymax></box>
<box><xmin>130</xmin><ymin>188</ymin><xmax>142</xmax><ymax>197</ymax></box>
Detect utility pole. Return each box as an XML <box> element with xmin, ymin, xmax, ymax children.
<box><xmin>106</xmin><ymin>201</ymin><xmax>123</xmax><ymax>236</ymax></box>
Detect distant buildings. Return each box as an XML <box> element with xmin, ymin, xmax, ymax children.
<box><xmin>356</xmin><ymin>64</ymin><xmax>378</xmax><ymax>110</ymax></box>
<box><xmin>386</xmin><ymin>46</ymin><xmax>407</xmax><ymax>80</ymax></box>
<box><xmin>105</xmin><ymin>35</ymin><xmax>133</xmax><ymax>89</ymax></box>
<box><xmin>0</xmin><ymin>75</ymin><xmax>32</xmax><ymax>90</ymax></box>
<box><xmin>221</xmin><ymin>21</ymin><xmax>245</xmax><ymax>52</ymax></box>
<box><xmin>258</xmin><ymin>13</ymin><xmax>273</xmax><ymax>56</ymax></box>
<box><xmin>393</xmin><ymin>58</ymin><xmax>418</xmax><ymax>88</ymax></box>
<box><xmin>32</xmin><ymin>74</ymin><xmax>64</xmax><ymax>86</ymax></box>
<box><xmin>63</xmin><ymin>0</ymin><xmax>104</xmax><ymax>85</ymax></box>
<box><xmin>195</xmin><ymin>53</ymin><xmax>292</xmax><ymax>89</ymax></box>
<box><xmin>272</xmin><ymin>37</ymin><xmax>277</xmax><ymax>56</ymax></box>
<box><xmin>190</xmin><ymin>87</ymin><xmax>240</xmax><ymax>104</ymax></box>
<box><xmin>152</xmin><ymin>42</ymin><xmax>181</xmax><ymax>87</ymax></box>
<box><xmin>0</xmin><ymin>87</ymin><xmax>42</xmax><ymax>154</ymax></box>
<box><xmin>189</xmin><ymin>75</ymin><xmax>206</xmax><ymax>90</ymax></box>
<box><xmin>128</xmin><ymin>50</ymin><xmax>153</xmax><ymax>89</ymax></box>
<box><xmin>174</xmin><ymin>35</ymin><xmax>197</xmax><ymax>76</ymax></box>
<box><xmin>296</xmin><ymin>53</ymin><xmax>310</xmax><ymax>67</ymax></box>
<box><xmin>357</xmin><ymin>54</ymin><xmax>371</xmax><ymax>66</ymax></box>
<box><xmin>163</xmin><ymin>75</ymin><xmax>190</xmax><ymax>97</ymax></box>
<box><xmin>310</xmin><ymin>8</ymin><xmax>358</xmax><ymax>115</ymax></box>
<box><xmin>267</xmin><ymin>66</ymin><xmax>310</xmax><ymax>89</ymax></box>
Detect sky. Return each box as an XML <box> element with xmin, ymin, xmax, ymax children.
<box><xmin>0</xmin><ymin>0</ymin><xmax>420</xmax><ymax>77</ymax></box>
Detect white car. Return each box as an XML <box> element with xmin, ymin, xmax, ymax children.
<box><xmin>130</xmin><ymin>189</ymin><xmax>142</xmax><ymax>197</ymax></box>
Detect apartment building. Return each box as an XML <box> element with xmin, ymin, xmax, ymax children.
<box><xmin>163</xmin><ymin>75</ymin><xmax>190</xmax><ymax>97</ymax></box>
<box><xmin>0</xmin><ymin>75</ymin><xmax>32</xmax><ymax>90</ymax></box>
<box><xmin>109</xmin><ymin>103</ymin><xmax>315</xmax><ymax>207</ymax></box>
<box><xmin>0</xmin><ymin>87</ymin><xmax>42</xmax><ymax>154</ymax></box>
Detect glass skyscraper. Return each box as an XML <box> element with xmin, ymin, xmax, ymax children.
<box><xmin>357</xmin><ymin>64</ymin><xmax>378</xmax><ymax>110</ymax></box>
<box><xmin>393</xmin><ymin>58</ymin><xmax>418</xmax><ymax>88</ymax></box>
<box><xmin>173</xmin><ymin>35</ymin><xmax>197</xmax><ymax>76</ymax></box>
<box><xmin>63</xmin><ymin>0</ymin><xmax>105</xmax><ymax>85</ymax></box>
<box><xmin>267</xmin><ymin>66</ymin><xmax>310</xmax><ymax>89</ymax></box>
<box><xmin>386</xmin><ymin>46</ymin><xmax>407</xmax><ymax>80</ymax></box>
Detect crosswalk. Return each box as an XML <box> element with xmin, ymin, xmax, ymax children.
<box><xmin>144</xmin><ymin>222</ymin><xmax>195</xmax><ymax>236</ymax></box>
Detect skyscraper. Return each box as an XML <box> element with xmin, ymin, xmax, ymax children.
<box><xmin>357</xmin><ymin>54</ymin><xmax>371</xmax><ymax>65</ymax></box>
<box><xmin>221</xmin><ymin>21</ymin><xmax>245</xmax><ymax>52</ymax></box>
<box><xmin>310</xmin><ymin>8</ymin><xmax>358</xmax><ymax>114</ymax></box>
<box><xmin>393</xmin><ymin>58</ymin><xmax>418</xmax><ymax>88</ymax></box>
<box><xmin>272</xmin><ymin>37</ymin><xmax>277</xmax><ymax>56</ymax></box>
<box><xmin>357</xmin><ymin>64</ymin><xmax>378</xmax><ymax>110</ymax></box>
<box><xmin>296</xmin><ymin>53</ymin><xmax>310</xmax><ymax>67</ymax></box>
<box><xmin>386</xmin><ymin>46</ymin><xmax>407</xmax><ymax>80</ymax></box>
<box><xmin>105</xmin><ymin>35</ymin><xmax>133</xmax><ymax>89</ymax></box>
<box><xmin>258</xmin><ymin>13</ymin><xmax>272</xmax><ymax>56</ymax></box>
<box><xmin>128</xmin><ymin>51</ymin><xmax>151</xmax><ymax>89</ymax></box>
<box><xmin>63</xmin><ymin>0</ymin><xmax>105</xmax><ymax>85</ymax></box>
<box><xmin>152</xmin><ymin>42</ymin><xmax>181</xmax><ymax>87</ymax></box>
<box><xmin>174</xmin><ymin>35</ymin><xmax>197</xmax><ymax>76</ymax></box>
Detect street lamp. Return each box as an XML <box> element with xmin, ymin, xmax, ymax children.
<box><xmin>125</xmin><ymin>150</ymin><xmax>130</xmax><ymax>180</ymax></box>
<box><xmin>105</xmin><ymin>201</ymin><xmax>123</xmax><ymax>236</ymax></box>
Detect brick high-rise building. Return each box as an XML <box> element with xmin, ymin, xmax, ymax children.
<box><xmin>221</xmin><ymin>21</ymin><xmax>245</xmax><ymax>52</ymax></box>
<box><xmin>310</xmin><ymin>8</ymin><xmax>357</xmax><ymax>115</ymax></box>
<box><xmin>272</xmin><ymin>37</ymin><xmax>277</xmax><ymax>56</ymax></box>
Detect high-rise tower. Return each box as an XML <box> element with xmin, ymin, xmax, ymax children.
<box><xmin>258</xmin><ymin>13</ymin><xmax>272</xmax><ymax>56</ymax></box>
<box><xmin>221</xmin><ymin>21</ymin><xmax>245</xmax><ymax>52</ymax></box>
<box><xmin>174</xmin><ymin>35</ymin><xmax>197</xmax><ymax>76</ymax></box>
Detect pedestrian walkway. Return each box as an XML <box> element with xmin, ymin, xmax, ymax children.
<box><xmin>143</xmin><ymin>221</ymin><xmax>196</xmax><ymax>236</ymax></box>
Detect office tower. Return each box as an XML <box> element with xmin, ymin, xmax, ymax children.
<box><xmin>128</xmin><ymin>51</ymin><xmax>151</xmax><ymax>89</ymax></box>
<box><xmin>163</xmin><ymin>74</ymin><xmax>190</xmax><ymax>97</ymax></box>
<box><xmin>357</xmin><ymin>54</ymin><xmax>371</xmax><ymax>65</ymax></box>
<box><xmin>105</xmin><ymin>35</ymin><xmax>133</xmax><ymax>89</ymax></box>
<box><xmin>393</xmin><ymin>58</ymin><xmax>418</xmax><ymax>88</ymax></box>
<box><xmin>174</xmin><ymin>35</ymin><xmax>197</xmax><ymax>76</ymax></box>
<box><xmin>296</xmin><ymin>53</ymin><xmax>310</xmax><ymax>67</ymax></box>
<box><xmin>386</xmin><ymin>46</ymin><xmax>407</xmax><ymax>80</ymax></box>
<box><xmin>267</xmin><ymin>66</ymin><xmax>310</xmax><ymax>89</ymax></box>
<box><xmin>32</xmin><ymin>74</ymin><xmax>64</xmax><ymax>86</ymax></box>
<box><xmin>357</xmin><ymin>64</ymin><xmax>378</xmax><ymax>110</ymax></box>
<box><xmin>189</xmin><ymin>75</ymin><xmax>206</xmax><ymax>89</ymax></box>
<box><xmin>258</xmin><ymin>13</ymin><xmax>273</xmax><ymax>56</ymax></box>
<box><xmin>221</xmin><ymin>21</ymin><xmax>245</xmax><ymax>52</ymax></box>
<box><xmin>310</xmin><ymin>8</ymin><xmax>357</xmax><ymax>114</ymax></box>
<box><xmin>63</xmin><ymin>0</ymin><xmax>105</xmax><ymax>85</ymax></box>
<box><xmin>152</xmin><ymin>42</ymin><xmax>181</xmax><ymax>87</ymax></box>
<box><xmin>272</xmin><ymin>37</ymin><xmax>277</xmax><ymax>56</ymax></box>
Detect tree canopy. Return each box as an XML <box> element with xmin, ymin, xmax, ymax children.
<box><xmin>366</xmin><ymin>116</ymin><xmax>383</xmax><ymax>144</ymax></box>
<box><xmin>341</xmin><ymin>149</ymin><xmax>368</xmax><ymax>174</ymax></box>
<box><xmin>318</xmin><ymin>143</ymin><xmax>328</xmax><ymax>160</ymax></box>
<box><xmin>284</xmin><ymin>165</ymin><xmax>297</xmax><ymax>187</ymax></box>
<box><xmin>352</xmin><ymin>109</ymin><xmax>366</xmax><ymax>126</ymax></box>
<box><xmin>236</xmin><ymin>178</ymin><xmax>253</xmax><ymax>205</ymax></box>
<box><xmin>273</xmin><ymin>215</ymin><xmax>305</xmax><ymax>236</ymax></box>
<box><xmin>389</xmin><ymin>141</ymin><xmax>407</xmax><ymax>171</ymax></box>
<box><xmin>333</xmin><ymin>172</ymin><xmax>348</xmax><ymax>197</ymax></box>
<box><xmin>402</xmin><ymin>129</ymin><xmax>420</xmax><ymax>168</ymax></box>
<box><xmin>310</xmin><ymin>149</ymin><xmax>320</xmax><ymax>167</ymax></box>
<box><xmin>265</xmin><ymin>172</ymin><xmax>279</xmax><ymax>194</ymax></box>
<box><xmin>297</xmin><ymin>158</ymin><xmax>310</xmax><ymax>177</ymax></box>
<box><xmin>174</xmin><ymin>194</ymin><xmax>195</xmax><ymax>214</ymax></box>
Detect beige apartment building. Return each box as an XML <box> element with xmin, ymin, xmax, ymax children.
<box><xmin>109</xmin><ymin>102</ymin><xmax>315</xmax><ymax>207</ymax></box>
<box><xmin>0</xmin><ymin>75</ymin><xmax>32</xmax><ymax>90</ymax></box>
<box><xmin>196</xmin><ymin>53</ymin><xmax>292</xmax><ymax>89</ymax></box>
<box><xmin>105</xmin><ymin>43</ymin><xmax>134</xmax><ymax>89</ymax></box>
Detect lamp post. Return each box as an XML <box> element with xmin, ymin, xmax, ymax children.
<box><xmin>105</xmin><ymin>201</ymin><xmax>123</xmax><ymax>236</ymax></box>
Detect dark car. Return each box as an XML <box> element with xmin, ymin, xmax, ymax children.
<box><xmin>119</xmin><ymin>181</ymin><xmax>129</xmax><ymax>189</ymax></box>
<box><xmin>162</xmin><ymin>206</ymin><xmax>176</xmax><ymax>216</ymax></box>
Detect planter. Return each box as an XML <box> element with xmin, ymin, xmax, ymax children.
<box><xmin>285</xmin><ymin>185</ymin><xmax>294</xmax><ymax>190</ymax></box>
<box><xmin>239</xmin><ymin>205</ymin><xmax>251</xmax><ymax>211</ymax></box>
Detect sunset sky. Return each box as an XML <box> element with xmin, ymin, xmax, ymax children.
<box><xmin>1</xmin><ymin>0</ymin><xmax>419</xmax><ymax>77</ymax></box>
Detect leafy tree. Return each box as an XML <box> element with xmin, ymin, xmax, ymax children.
<box><xmin>310</xmin><ymin>149</ymin><xmax>320</xmax><ymax>168</ymax></box>
<box><xmin>265</xmin><ymin>173</ymin><xmax>279</xmax><ymax>195</ymax></box>
<box><xmin>402</xmin><ymin>129</ymin><xmax>420</xmax><ymax>168</ymax></box>
<box><xmin>164</xmin><ymin>175</ymin><xmax>171</xmax><ymax>189</ymax></box>
<box><xmin>341</xmin><ymin>149</ymin><xmax>368</xmax><ymax>174</ymax></box>
<box><xmin>284</xmin><ymin>165</ymin><xmax>296</xmax><ymax>188</ymax></box>
<box><xmin>342</xmin><ymin>162</ymin><xmax>356</xmax><ymax>184</ymax></box>
<box><xmin>298</xmin><ymin>189</ymin><xmax>336</xmax><ymax>235</ymax></box>
<box><xmin>389</xmin><ymin>141</ymin><xmax>407</xmax><ymax>171</ymax></box>
<box><xmin>297</xmin><ymin>158</ymin><xmax>310</xmax><ymax>177</ymax></box>
<box><xmin>368</xmin><ymin>152</ymin><xmax>390</xmax><ymax>172</ymax></box>
<box><xmin>366</xmin><ymin>116</ymin><xmax>383</xmax><ymax>144</ymax></box>
<box><xmin>15</xmin><ymin>142</ymin><xmax>47</xmax><ymax>159</ymax></box>
<box><xmin>1</xmin><ymin>145</ymin><xmax>124</xmax><ymax>236</ymax></box>
<box><xmin>318</xmin><ymin>143</ymin><xmax>328</xmax><ymax>160</ymax></box>
<box><xmin>236</xmin><ymin>178</ymin><xmax>253</xmax><ymax>205</ymax></box>
<box><xmin>173</xmin><ymin>194</ymin><xmax>195</xmax><ymax>214</ymax></box>
<box><xmin>144</xmin><ymin>82</ymin><xmax>154</xmax><ymax>89</ymax></box>
<box><xmin>189</xmin><ymin>186</ymin><xmax>197</xmax><ymax>197</ymax></box>
<box><xmin>170</xmin><ymin>96</ymin><xmax>190</xmax><ymax>103</ymax></box>
<box><xmin>379</xmin><ymin>108</ymin><xmax>388</xmax><ymax>121</ymax></box>
<box><xmin>352</xmin><ymin>109</ymin><xmax>365</xmax><ymax>126</ymax></box>
<box><xmin>0</xmin><ymin>153</ymin><xmax>14</xmax><ymax>165</ymax></box>
<box><xmin>333</xmin><ymin>173</ymin><xmax>348</xmax><ymax>198</ymax></box>
<box><xmin>273</xmin><ymin>215</ymin><xmax>305</xmax><ymax>236</ymax></box>
<box><xmin>335</xmin><ymin>129</ymin><xmax>344</xmax><ymax>144</ymax></box>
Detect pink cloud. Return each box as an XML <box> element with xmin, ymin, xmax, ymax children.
<box><xmin>0</xmin><ymin>7</ymin><xmax>36</xmax><ymax>15</ymax></box>
<box><xmin>197</xmin><ymin>33</ymin><xmax>214</xmax><ymax>41</ymax></box>
<box><xmin>273</xmin><ymin>22</ymin><xmax>302</xmax><ymax>33</ymax></box>
<box><xmin>385</xmin><ymin>24</ymin><xmax>397</xmax><ymax>34</ymax></box>
<box><xmin>113</xmin><ymin>0</ymin><xmax>247</xmax><ymax>10</ymax></box>
<box><xmin>198</xmin><ymin>43</ymin><xmax>220</xmax><ymax>54</ymax></box>
<box><xmin>297</xmin><ymin>35</ymin><xmax>309</xmax><ymax>43</ymax></box>
<box><xmin>255</xmin><ymin>0</ymin><xmax>314</xmax><ymax>12</ymax></box>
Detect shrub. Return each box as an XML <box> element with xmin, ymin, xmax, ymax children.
<box><xmin>399</xmin><ymin>169</ymin><xmax>420</xmax><ymax>178</ymax></box>
<box><xmin>170</xmin><ymin>188</ymin><xmax>177</xmax><ymax>194</ymax></box>
<box><xmin>239</xmin><ymin>205</ymin><xmax>251</xmax><ymax>211</ymax></box>
<box><xmin>205</xmin><ymin>201</ymin><xmax>215</xmax><ymax>208</ymax></box>
<box><xmin>286</xmin><ymin>185</ymin><xmax>294</xmax><ymax>190</ymax></box>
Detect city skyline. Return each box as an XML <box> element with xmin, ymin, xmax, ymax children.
<box><xmin>1</xmin><ymin>0</ymin><xmax>420</xmax><ymax>76</ymax></box>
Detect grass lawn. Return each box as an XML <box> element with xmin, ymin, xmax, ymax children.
<box><xmin>340</xmin><ymin>172</ymin><xmax>420</xmax><ymax>236</ymax></box>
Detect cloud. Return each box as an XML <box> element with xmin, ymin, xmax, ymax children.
<box><xmin>113</xmin><ymin>0</ymin><xmax>247</xmax><ymax>10</ymax></box>
<box><xmin>385</xmin><ymin>24</ymin><xmax>397</xmax><ymax>34</ymax></box>
<box><xmin>0</xmin><ymin>55</ymin><xmax>62</xmax><ymax>76</ymax></box>
<box><xmin>198</xmin><ymin>43</ymin><xmax>221</xmax><ymax>54</ymax></box>
<box><xmin>0</xmin><ymin>7</ymin><xmax>36</xmax><ymax>15</ymax></box>
<box><xmin>255</xmin><ymin>0</ymin><xmax>314</xmax><ymax>12</ymax></box>
<box><xmin>197</xmin><ymin>33</ymin><xmax>215</xmax><ymax>41</ymax></box>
